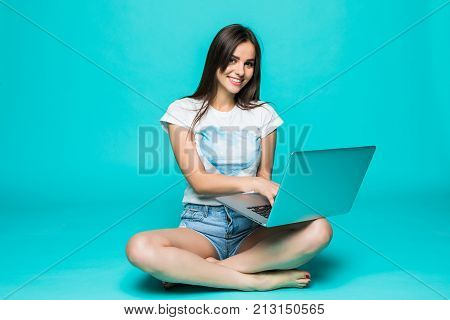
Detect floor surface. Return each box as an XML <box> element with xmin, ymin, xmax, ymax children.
<box><xmin>1</xmin><ymin>188</ymin><xmax>449</xmax><ymax>299</ymax></box>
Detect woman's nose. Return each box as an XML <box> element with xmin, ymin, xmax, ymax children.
<box><xmin>233</xmin><ymin>63</ymin><xmax>245</xmax><ymax>76</ymax></box>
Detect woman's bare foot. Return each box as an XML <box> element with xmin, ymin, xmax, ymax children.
<box><xmin>162</xmin><ymin>257</ymin><xmax>311</xmax><ymax>291</ymax></box>
<box><xmin>206</xmin><ymin>257</ymin><xmax>311</xmax><ymax>290</ymax></box>
<box><xmin>252</xmin><ymin>270</ymin><xmax>311</xmax><ymax>291</ymax></box>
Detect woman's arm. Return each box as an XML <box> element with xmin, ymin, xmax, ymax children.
<box><xmin>168</xmin><ymin>123</ymin><xmax>279</xmax><ymax>204</ymax></box>
<box><xmin>256</xmin><ymin>129</ymin><xmax>277</xmax><ymax>181</ymax></box>
<box><xmin>167</xmin><ymin>123</ymin><xmax>253</xmax><ymax>195</ymax></box>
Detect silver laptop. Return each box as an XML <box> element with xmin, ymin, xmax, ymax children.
<box><xmin>216</xmin><ymin>146</ymin><xmax>376</xmax><ymax>228</ymax></box>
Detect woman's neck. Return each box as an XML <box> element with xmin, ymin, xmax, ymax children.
<box><xmin>210</xmin><ymin>89</ymin><xmax>235</xmax><ymax>112</ymax></box>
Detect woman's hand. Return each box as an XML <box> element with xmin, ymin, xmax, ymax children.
<box><xmin>250</xmin><ymin>176</ymin><xmax>279</xmax><ymax>206</ymax></box>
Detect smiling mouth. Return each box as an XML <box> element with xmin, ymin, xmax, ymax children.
<box><xmin>228</xmin><ymin>77</ymin><xmax>243</xmax><ymax>86</ymax></box>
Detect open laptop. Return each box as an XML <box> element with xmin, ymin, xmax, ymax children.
<box><xmin>216</xmin><ymin>146</ymin><xmax>376</xmax><ymax>228</ymax></box>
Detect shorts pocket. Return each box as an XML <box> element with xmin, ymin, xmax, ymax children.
<box><xmin>181</xmin><ymin>207</ymin><xmax>206</xmax><ymax>221</ymax></box>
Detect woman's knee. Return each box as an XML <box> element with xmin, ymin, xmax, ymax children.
<box><xmin>125</xmin><ymin>232</ymin><xmax>169</xmax><ymax>270</ymax></box>
<box><xmin>306</xmin><ymin>218</ymin><xmax>333</xmax><ymax>252</ymax></box>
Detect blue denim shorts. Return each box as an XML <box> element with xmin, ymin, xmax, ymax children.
<box><xmin>178</xmin><ymin>203</ymin><xmax>261</xmax><ymax>260</ymax></box>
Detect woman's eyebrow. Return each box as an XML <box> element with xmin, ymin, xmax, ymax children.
<box><xmin>231</xmin><ymin>54</ymin><xmax>255</xmax><ymax>62</ymax></box>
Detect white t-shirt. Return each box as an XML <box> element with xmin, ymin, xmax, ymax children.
<box><xmin>160</xmin><ymin>97</ymin><xmax>284</xmax><ymax>205</ymax></box>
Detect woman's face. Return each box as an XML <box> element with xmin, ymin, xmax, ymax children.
<box><xmin>216</xmin><ymin>41</ymin><xmax>256</xmax><ymax>96</ymax></box>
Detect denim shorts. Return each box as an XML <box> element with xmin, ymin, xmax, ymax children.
<box><xmin>178</xmin><ymin>203</ymin><xmax>261</xmax><ymax>260</ymax></box>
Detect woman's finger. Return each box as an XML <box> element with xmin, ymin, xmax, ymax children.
<box><xmin>272</xmin><ymin>182</ymin><xmax>280</xmax><ymax>194</ymax></box>
<box><xmin>272</xmin><ymin>186</ymin><xmax>279</xmax><ymax>196</ymax></box>
<box><xmin>266</xmin><ymin>193</ymin><xmax>274</xmax><ymax>206</ymax></box>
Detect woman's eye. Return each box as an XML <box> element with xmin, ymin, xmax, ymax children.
<box><xmin>229</xmin><ymin>58</ymin><xmax>253</xmax><ymax>67</ymax></box>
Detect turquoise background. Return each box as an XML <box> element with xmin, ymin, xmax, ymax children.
<box><xmin>1</xmin><ymin>0</ymin><xmax>449</xmax><ymax>299</ymax></box>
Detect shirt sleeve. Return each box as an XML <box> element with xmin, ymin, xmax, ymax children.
<box><xmin>260</xmin><ymin>103</ymin><xmax>284</xmax><ymax>138</ymax></box>
<box><xmin>160</xmin><ymin>100</ymin><xmax>195</xmax><ymax>134</ymax></box>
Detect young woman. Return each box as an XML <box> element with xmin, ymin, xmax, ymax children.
<box><xmin>126</xmin><ymin>24</ymin><xmax>333</xmax><ymax>291</ymax></box>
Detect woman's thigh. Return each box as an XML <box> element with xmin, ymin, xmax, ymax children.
<box><xmin>127</xmin><ymin>227</ymin><xmax>219</xmax><ymax>259</ymax></box>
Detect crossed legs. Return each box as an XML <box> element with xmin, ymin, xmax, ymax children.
<box><xmin>125</xmin><ymin>217</ymin><xmax>332</xmax><ymax>291</ymax></box>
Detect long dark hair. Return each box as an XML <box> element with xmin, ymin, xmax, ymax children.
<box><xmin>180</xmin><ymin>23</ymin><xmax>273</xmax><ymax>139</ymax></box>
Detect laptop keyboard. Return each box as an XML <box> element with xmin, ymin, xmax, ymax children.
<box><xmin>247</xmin><ymin>205</ymin><xmax>272</xmax><ymax>218</ymax></box>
